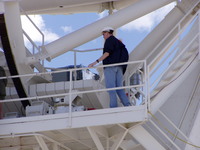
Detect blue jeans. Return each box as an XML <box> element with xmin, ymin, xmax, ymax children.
<box><xmin>104</xmin><ymin>66</ymin><xmax>131</xmax><ymax>108</ymax></box>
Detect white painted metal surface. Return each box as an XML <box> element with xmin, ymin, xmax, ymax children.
<box><xmin>0</xmin><ymin>106</ymin><xmax>146</xmax><ymax>135</ymax></box>
<box><xmin>129</xmin><ymin>125</ymin><xmax>166</xmax><ymax>150</ymax></box>
<box><xmin>39</xmin><ymin>0</ymin><xmax>174</xmax><ymax>61</ymax></box>
<box><xmin>3</xmin><ymin>1</ymin><xmax>33</xmax><ymax>88</ymax></box>
<box><xmin>0</xmin><ymin>0</ymin><xmax>200</xmax><ymax>150</ymax></box>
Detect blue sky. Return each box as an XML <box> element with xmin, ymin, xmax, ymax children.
<box><xmin>21</xmin><ymin>2</ymin><xmax>176</xmax><ymax>69</ymax></box>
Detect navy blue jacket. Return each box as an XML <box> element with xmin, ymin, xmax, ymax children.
<box><xmin>103</xmin><ymin>35</ymin><xmax>121</xmax><ymax>65</ymax></box>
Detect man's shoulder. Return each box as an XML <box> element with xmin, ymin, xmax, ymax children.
<box><xmin>106</xmin><ymin>36</ymin><xmax>118</xmax><ymax>43</ymax></box>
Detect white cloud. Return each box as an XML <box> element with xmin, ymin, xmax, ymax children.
<box><xmin>61</xmin><ymin>26</ymin><xmax>73</xmax><ymax>33</ymax></box>
<box><xmin>121</xmin><ymin>2</ymin><xmax>176</xmax><ymax>32</ymax></box>
<box><xmin>21</xmin><ymin>15</ymin><xmax>59</xmax><ymax>46</ymax></box>
<box><xmin>122</xmin><ymin>14</ymin><xmax>155</xmax><ymax>32</ymax></box>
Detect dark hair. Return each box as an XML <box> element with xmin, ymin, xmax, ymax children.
<box><xmin>109</xmin><ymin>30</ymin><xmax>114</xmax><ymax>34</ymax></box>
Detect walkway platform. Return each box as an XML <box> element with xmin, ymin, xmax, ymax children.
<box><xmin>0</xmin><ymin>105</ymin><xmax>146</xmax><ymax>135</ymax></box>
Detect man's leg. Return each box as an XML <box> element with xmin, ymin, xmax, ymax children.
<box><xmin>104</xmin><ymin>67</ymin><xmax>118</xmax><ymax>108</ymax></box>
<box><xmin>116</xmin><ymin>67</ymin><xmax>131</xmax><ymax>106</ymax></box>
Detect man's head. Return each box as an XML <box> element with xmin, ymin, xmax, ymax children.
<box><xmin>102</xmin><ymin>27</ymin><xmax>114</xmax><ymax>34</ymax></box>
<box><xmin>102</xmin><ymin>27</ymin><xmax>114</xmax><ymax>39</ymax></box>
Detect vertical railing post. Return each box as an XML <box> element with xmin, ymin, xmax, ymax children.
<box><xmin>147</xmin><ymin>65</ymin><xmax>151</xmax><ymax>113</ymax></box>
<box><xmin>74</xmin><ymin>51</ymin><xmax>77</xmax><ymax>81</ymax></box>
<box><xmin>69</xmin><ymin>69</ymin><xmax>73</xmax><ymax>127</ymax></box>
<box><xmin>144</xmin><ymin>60</ymin><xmax>148</xmax><ymax>119</ymax></box>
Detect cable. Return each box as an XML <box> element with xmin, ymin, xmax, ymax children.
<box><xmin>148</xmin><ymin>111</ymin><xmax>200</xmax><ymax>148</ymax></box>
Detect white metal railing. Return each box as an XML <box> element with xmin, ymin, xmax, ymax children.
<box><xmin>21</xmin><ymin>8</ymin><xmax>45</xmax><ymax>70</ymax></box>
<box><xmin>145</xmin><ymin>1</ymin><xmax>199</xmax><ymax>63</ymax></box>
<box><xmin>145</xmin><ymin>4</ymin><xmax>200</xmax><ymax>150</ymax></box>
<box><xmin>0</xmin><ymin>60</ymin><xmax>147</xmax><ymax>123</ymax></box>
<box><xmin>147</xmin><ymin>8</ymin><xmax>200</xmax><ymax>98</ymax></box>
<box><xmin>45</xmin><ymin>47</ymin><xmax>147</xmax><ymax>107</ymax></box>
<box><xmin>21</xmin><ymin>8</ymin><xmax>44</xmax><ymax>53</ymax></box>
<box><xmin>69</xmin><ymin>48</ymin><xmax>103</xmax><ymax>68</ymax></box>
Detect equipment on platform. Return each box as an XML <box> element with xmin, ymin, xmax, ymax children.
<box><xmin>4</xmin><ymin>112</ymin><xmax>20</xmax><ymax>119</ymax></box>
<box><xmin>54</xmin><ymin>90</ymin><xmax>84</xmax><ymax>114</ymax></box>
<box><xmin>26</xmin><ymin>101</ymin><xmax>53</xmax><ymax>116</ymax></box>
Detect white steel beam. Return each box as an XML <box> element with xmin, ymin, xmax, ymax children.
<box><xmin>35</xmin><ymin>135</ymin><xmax>49</xmax><ymax>150</ymax></box>
<box><xmin>110</xmin><ymin>131</ymin><xmax>128</xmax><ymax>150</ymax></box>
<box><xmin>151</xmin><ymin>53</ymin><xmax>199</xmax><ymax>114</ymax></box>
<box><xmin>3</xmin><ymin>1</ymin><xmax>33</xmax><ymax>89</ymax></box>
<box><xmin>0</xmin><ymin>106</ymin><xmax>146</xmax><ymax>135</ymax></box>
<box><xmin>39</xmin><ymin>0</ymin><xmax>174</xmax><ymax>61</ymax></box>
<box><xmin>19</xmin><ymin>0</ymin><xmax>138</xmax><ymax>15</ymax></box>
<box><xmin>120</xmin><ymin>140</ymin><xmax>141</xmax><ymax>150</ymax></box>
<box><xmin>92</xmin><ymin>126</ymin><xmax>109</xmax><ymax>138</ymax></box>
<box><xmin>87</xmin><ymin>127</ymin><xmax>104</xmax><ymax>150</ymax></box>
<box><xmin>51</xmin><ymin>143</ymin><xmax>59</xmax><ymax>150</ymax></box>
<box><xmin>129</xmin><ymin>125</ymin><xmax>166</xmax><ymax>150</ymax></box>
<box><xmin>3</xmin><ymin>1</ymin><xmax>30</xmax><ymax>68</ymax></box>
<box><xmin>58</xmin><ymin>129</ymin><xmax>93</xmax><ymax>149</ymax></box>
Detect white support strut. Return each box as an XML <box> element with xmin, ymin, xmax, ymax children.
<box><xmin>129</xmin><ymin>125</ymin><xmax>166</xmax><ymax>150</ymax></box>
<box><xmin>39</xmin><ymin>0</ymin><xmax>174</xmax><ymax>61</ymax></box>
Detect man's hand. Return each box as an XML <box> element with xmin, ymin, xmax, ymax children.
<box><xmin>88</xmin><ymin>52</ymin><xmax>109</xmax><ymax>68</ymax></box>
<box><xmin>88</xmin><ymin>61</ymin><xmax>97</xmax><ymax>68</ymax></box>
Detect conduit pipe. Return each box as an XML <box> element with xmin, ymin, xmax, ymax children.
<box><xmin>38</xmin><ymin>0</ymin><xmax>174</xmax><ymax>61</ymax></box>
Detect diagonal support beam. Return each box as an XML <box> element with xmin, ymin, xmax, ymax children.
<box><xmin>92</xmin><ymin>126</ymin><xmax>109</xmax><ymax>138</ymax></box>
<box><xmin>35</xmin><ymin>135</ymin><xmax>49</xmax><ymax>150</ymax></box>
<box><xmin>59</xmin><ymin>129</ymin><xmax>93</xmax><ymax>149</ymax></box>
<box><xmin>87</xmin><ymin>127</ymin><xmax>104</xmax><ymax>150</ymax></box>
<box><xmin>110</xmin><ymin>130</ymin><xmax>128</xmax><ymax>150</ymax></box>
<box><xmin>129</xmin><ymin>125</ymin><xmax>166</xmax><ymax>150</ymax></box>
<box><xmin>52</xmin><ymin>143</ymin><xmax>59</xmax><ymax>150</ymax></box>
<box><xmin>40</xmin><ymin>0</ymin><xmax>174</xmax><ymax>61</ymax></box>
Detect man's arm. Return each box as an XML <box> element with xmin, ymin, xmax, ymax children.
<box><xmin>88</xmin><ymin>52</ymin><xmax>109</xmax><ymax>67</ymax></box>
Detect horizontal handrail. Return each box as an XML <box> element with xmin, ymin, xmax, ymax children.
<box><xmin>146</xmin><ymin>1</ymin><xmax>200</xmax><ymax>63</ymax></box>
<box><xmin>23</xmin><ymin>30</ymin><xmax>40</xmax><ymax>54</ymax></box>
<box><xmin>0</xmin><ymin>84</ymin><xmax>145</xmax><ymax>104</ymax></box>
<box><xmin>148</xmin><ymin>10</ymin><xmax>200</xmax><ymax>92</ymax></box>
<box><xmin>0</xmin><ymin>60</ymin><xmax>147</xmax><ymax>125</ymax></box>
<box><xmin>149</xmin><ymin>13</ymin><xmax>199</xmax><ymax>69</ymax></box>
<box><xmin>150</xmin><ymin>32</ymin><xmax>199</xmax><ymax>91</ymax></box>
<box><xmin>0</xmin><ymin>60</ymin><xmax>145</xmax><ymax>80</ymax></box>
<box><xmin>0</xmin><ymin>60</ymin><xmax>147</xmax><ymax>104</ymax></box>
<box><xmin>69</xmin><ymin>48</ymin><xmax>103</xmax><ymax>53</ymax></box>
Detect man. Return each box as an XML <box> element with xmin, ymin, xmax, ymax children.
<box><xmin>0</xmin><ymin>66</ymin><xmax>7</xmax><ymax>118</ymax></box>
<box><xmin>88</xmin><ymin>27</ymin><xmax>131</xmax><ymax>108</ymax></box>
